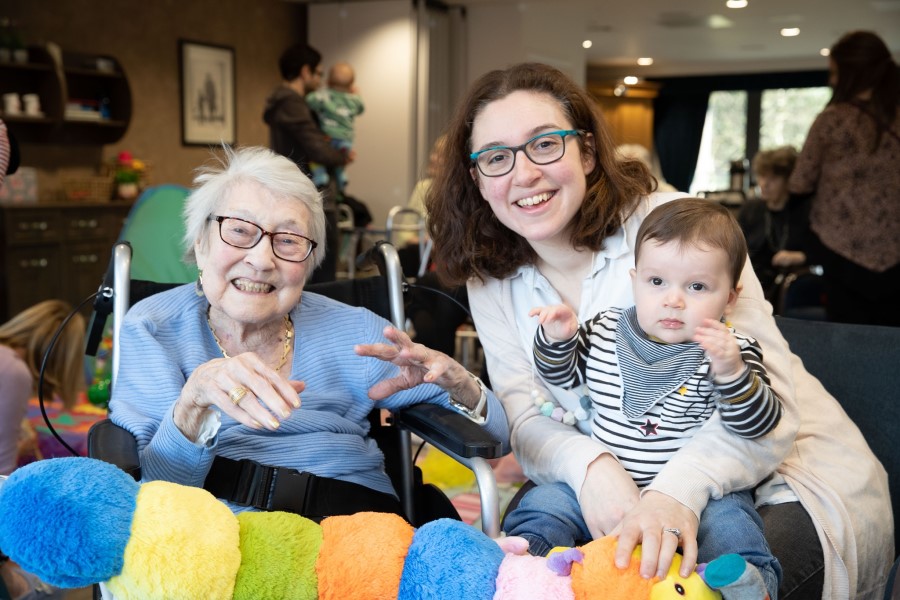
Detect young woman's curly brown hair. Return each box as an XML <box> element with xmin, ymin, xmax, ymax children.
<box><xmin>425</xmin><ymin>62</ymin><xmax>656</xmax><ymax>286</ymax></box>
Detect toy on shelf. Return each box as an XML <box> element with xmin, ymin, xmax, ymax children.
<box><xmin>0</xmin><ymin>458</ymin><xmax>767</xmax><ymax>599</ymax></box>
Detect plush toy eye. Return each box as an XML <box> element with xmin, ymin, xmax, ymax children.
<box><xmin>675</xmin><ymin>583</ymin><xmax>686</xmax><ymax>595</ymax></box>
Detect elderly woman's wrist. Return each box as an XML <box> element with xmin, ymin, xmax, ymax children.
<box><xmin>448</xmin><ymin>372</ymin><xmax>488</xmax><ymax>420</ymax></box>
<box><xmin>173</xmin><ymin>395</ymin><xmax>206</xmax><ymax>442</ymax></box>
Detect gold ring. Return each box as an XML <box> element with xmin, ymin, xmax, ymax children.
<box><xmin>229</xmin><ymin>386</ymin><xmax>249</xmax><ymax>405</ymax></box>
<box><xmin>662</xmin><ymin>527</ymin><xmax>682</xmax><ymax>539</ymax></box>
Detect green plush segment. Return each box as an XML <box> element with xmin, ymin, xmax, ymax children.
<box><xmin>234</xmin><ymin>511</ymin><xmax>323</xmax><ymax>600</ymax></box>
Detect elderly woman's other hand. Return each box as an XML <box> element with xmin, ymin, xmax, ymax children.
<box><xmin>354</xmin><ymin>326</ymin><xmax>481</xmax><ymax>409</ymax></box>
<box><xmin>174</xmin><ymin>354</ymin><xmax>305</xmax><ymax>442</ymax></box>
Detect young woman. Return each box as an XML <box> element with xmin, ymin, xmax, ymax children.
<box><xmin>425</xmin><ymin>62</ymin><xmax>892</xmax><ymax>599</ymax></box>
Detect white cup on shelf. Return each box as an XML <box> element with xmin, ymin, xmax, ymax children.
<box><xmin>2</xmin><ymin>93</ymin><xmax>21</xmax><ymax>115</ymax></box>
<box><xmin>22</xmin><ymin>93</ymin><xmax>41</xmax><ymax>116</ymax></box>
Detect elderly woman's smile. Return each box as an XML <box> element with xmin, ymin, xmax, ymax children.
<box><xmin>233</xmin><ymin>278</ymin><xmax>277</xmax><ymax>294</ymax></box>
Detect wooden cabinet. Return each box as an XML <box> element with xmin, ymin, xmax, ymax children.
<box><xmin>0</xmin><ymin>44</ymin><xmax>131</xmax><ymax>144</ymax></box>
<box><xmin>0</xmin><ymin>202</ymin><xmax>132</xmax><ymax>320</ymax></box>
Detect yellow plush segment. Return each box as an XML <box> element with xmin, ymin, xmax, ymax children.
<box><xmin>234</xmin><ymin>511</ymin><xmax>323</xmax><ymax>600</ymax></box>
<box><xmin>571</xmin><ymin>536</ymin><xmax>657</xmax><ymax>600</ymax></box>
<box><xmin>107</xmin><ymin>481</ymin><xmax>241</xmax><ymax>600</ymax></box>
<box><xmin>316</xmin><ymin>512</ymin><xmax>414</xmax><ymax>599</ymax></box>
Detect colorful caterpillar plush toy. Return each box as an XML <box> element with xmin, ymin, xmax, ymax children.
<box><xmin>0</xmin><ymin>458</ymin><xmax>764</xmax><ymax>599</ymax></box>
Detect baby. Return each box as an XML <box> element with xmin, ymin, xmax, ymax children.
<box><xmin>510</xmin><ymin>198</ymin><xmax>783</xmax><ymax>599</ymax></box>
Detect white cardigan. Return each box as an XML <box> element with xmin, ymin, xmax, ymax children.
<box><xmin>468</xmin><ymin>193</ymin><xmax>893</xmax><ymax>599</ymax></box>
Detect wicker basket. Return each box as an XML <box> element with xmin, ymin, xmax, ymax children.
<box><xmin>62</xmin><ymin>176</ymin><xmax>114</xmax><ymax>202</ymax></box>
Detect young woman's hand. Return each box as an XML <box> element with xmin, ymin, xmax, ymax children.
<box><xmin>610</xmin><ymin>490</ymin><xmax>700</xmax><ymax>580</ymax></box>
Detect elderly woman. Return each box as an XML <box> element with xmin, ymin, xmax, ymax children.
<box><xmin>108</xmin><ymin>145</ymin><xmax>508</xmax><ymax>520</ymax></box>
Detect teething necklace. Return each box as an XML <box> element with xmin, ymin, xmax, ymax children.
<box><xmin>530</xmin><ymin>356</ymin><xmax>592</xmax><ymax>427</ymax></box>
<box><xmin>207</xmin><ymin>310</ymin><xmax>294</xmax><ymax>372</ymax></box>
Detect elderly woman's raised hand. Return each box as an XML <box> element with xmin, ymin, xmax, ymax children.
<box><xmin>354</xmin><ymin>326</ymin><xmax>482</xmax><ymax>409</ymax></box>
<box><xmin>174</xmin><ymin>353</ymin><xmax>304</xmax><ymax>442</ymax></box>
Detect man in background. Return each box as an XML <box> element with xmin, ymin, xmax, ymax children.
<box><xmin>263</xmin><ymin>43</ymin><xmax>350</xmax><ymax>283</ymax></box>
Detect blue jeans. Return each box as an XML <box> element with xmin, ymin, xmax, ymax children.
<box><xmin>310</xmin><ymin>138</ymin><xmax>352</xmax><ymax>191</ymax></box>
<box><xmin>503</xmin><ymin>482</ymin><xmax>781</xmax><ymax>599</ymax></box>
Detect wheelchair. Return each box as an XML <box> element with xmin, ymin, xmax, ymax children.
<box><xmin>85</xmin><ymin>240</ymin><xmax>504</xmax><ymax>538</ymax></box>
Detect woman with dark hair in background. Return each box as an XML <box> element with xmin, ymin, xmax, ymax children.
<box><xmin>789</xmin><ymin>30</ymin><xmax>899</xmax><ymax>326</ymax></box>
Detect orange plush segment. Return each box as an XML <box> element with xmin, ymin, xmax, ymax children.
<box><xmin>571</xmin><ymin>536</ymin><xmax>657</xmax><ymax>600</ymax></box>
<box><xmin>316</xmin><ymin>512</ymin><xmax>414</xmax><ymax>599</ymax></box>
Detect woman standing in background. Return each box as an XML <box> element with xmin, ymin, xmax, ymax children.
<box><xmin>789</xmin><ymin>30</ymin><xmax>899</xmax><ymax>326</ymax></box>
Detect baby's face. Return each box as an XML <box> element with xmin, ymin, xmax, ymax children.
<box><xmin>630</xmin><ymin>240</ymin><xmax>738</xmax><ymax>344</ymax></box>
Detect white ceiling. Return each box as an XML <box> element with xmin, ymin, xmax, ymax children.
<box><xmin>445</xmin><ymin>0</ymin><xmax>900</xmax><ymax>78</ymax></box>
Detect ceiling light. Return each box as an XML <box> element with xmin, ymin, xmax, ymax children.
<box><xmin>623</xmin><ymin>76</ymin><xmax>639</xmax><ymax>85</ymax></box>
<box><xmin>726</xmin><ymin>0</ymin><xmax>748</xmax><ymax>8</ymax></box>
<box><xmin>780</xmin><ymin>27</ymin><xmax>800</xmax><ymax>37</ymax></box>
<box><xmin>637</xmin><ymin>57</ymin><xmax>654</xmax><ymax>66</ymax></box>
<box><xmin>820</xmin><ymin>48</ymin><xmax>830</xmax><ymax>57</ymax></box>
<box><xmin>582</xmin><ymin>40</ymin><xmax>593</xmax><ymax>49</ymax></box>
<box><xmin>613</xmin><ymin>84</ymin><xmax>627</xmax><ymax>97</ymax></box>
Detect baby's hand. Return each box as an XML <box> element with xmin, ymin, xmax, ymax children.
<box><xmin>694</xmin><ymin>319</ymin><xmax>744</xmax><ymax>383</ymax></box>
<box><xmin>529</xmin><ymin>304</ymin><xmax>578</xmax><ymax>342</ymax></box>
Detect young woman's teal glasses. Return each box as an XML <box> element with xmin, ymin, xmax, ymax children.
<box><xmin>470</xmin><ymin>129</ymin><xmax>583</xmax><ymax>177</ymax></box>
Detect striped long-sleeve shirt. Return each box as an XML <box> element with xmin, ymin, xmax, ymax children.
<box><xmin>533</xmin><ymin>307</ymin><xmax>782</xmax><ymax>488</ymax></box>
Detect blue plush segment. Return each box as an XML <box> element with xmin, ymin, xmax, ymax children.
<box><xmin>0</xmin><ymin>457</ymin><xmax>139</xmax><ymax>588</ymax></box>
<box><xmin>702</xmin><ymin>553</ymin><xmax>747</xmax><ymax>588</ymax></box>
<box><xmin>397</xmin><ymin>518</ymin><xmax>504</xmax><ymax>599</ymax></box>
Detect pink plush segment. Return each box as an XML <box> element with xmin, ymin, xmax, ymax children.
<box><xmin>316</xmin><ymin>512</ymin><xmax>414</xmax><ymax>599</ymax></box>
<box><xmin>493</xmin><ymin>553</ymin><xmax>574</xmax><ymax>600</ymax></box>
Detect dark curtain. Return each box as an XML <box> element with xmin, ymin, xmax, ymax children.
<box><xmin>653</xmin><ymin>91</ymin><xmax>709</xmax><ymax>193</ymax></box>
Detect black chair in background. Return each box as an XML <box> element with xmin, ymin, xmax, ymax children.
<box><xmin>775</xmin><ymin>316</ymin><xmax>900</xmax><ymax>560</ymax></box>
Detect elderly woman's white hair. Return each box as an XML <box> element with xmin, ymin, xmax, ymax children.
<box><xmin>182</xmin><ymin>145</ymin><xmax>326</xmax><ymax>269</ymax></box>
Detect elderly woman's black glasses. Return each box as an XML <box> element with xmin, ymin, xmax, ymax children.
<box><xmin>470</xmin><ymin>129</ymin><xmax>583</xmax><ymax>177</ymax></box>
<box><xmin>212</xmin><ymin>216</ymin><xmax>317</xmax><ymax>263</ymax></box>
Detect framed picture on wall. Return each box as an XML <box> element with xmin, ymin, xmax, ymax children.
<box><xmin>179</xmin><ymin>40</ymin><xmax>235</xmax><ymax>146</ymax></box>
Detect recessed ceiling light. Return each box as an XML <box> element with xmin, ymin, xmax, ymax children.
<box><xmin>780</xmin><ymin>27</ymin><xmax>800</xmax><ymax>37</ymax></box>
<box><xmin>726</xmin><ymin>0</ymin><xmax>748</xmax><ymax>8</ymax></box>
<box><xmin>623</xmin><ymin>76</ymin><xmax>639</xmax><ymax>85</ymax></box>
<box><xmin>582</xmin><ymin>40</ymin><xmax>593</xmax><ymax>49</ymax></box>
<box><xmin>637</xmin><ymin>57</ymin><xmax>654</xmax><ymax>66</ymax></box>
<box><xmin>820</xmin><ymin>48</ymin><xmax>830</xmax><ymax>57</ymax></box>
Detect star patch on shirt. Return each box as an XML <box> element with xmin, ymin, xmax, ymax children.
<box><xmin>639</xmin><ymin>419</ymin><xmax>659</xmax><ymax>436</ymax></box>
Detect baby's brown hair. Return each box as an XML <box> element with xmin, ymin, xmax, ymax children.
<box><xmin>635</xmin><ymin>198</ymin><xmax>747</xmax><ymax>287</ymax></box>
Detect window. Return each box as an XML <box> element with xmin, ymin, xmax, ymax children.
<box><xmin>690</xmin><ymin>91</ymin><xmax>747</xmax><ymax>194</ymax></box>
<box><xmin>689</xmin><ymin>86</ymin><xmax>829</xmax><ymax>194</ymax></box>
<box><xmin>760</xmin><ymin>87</ymin><xmax>830</xmax><ymax>149</ymax></box>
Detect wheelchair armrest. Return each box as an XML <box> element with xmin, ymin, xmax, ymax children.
<box><xmin>392</xmin><ymin>403</ymin><xmax>503</xmax><ymax>460</ymax></box>
<box><xmin>87</xmin><ymin>419</ymin><xmax>141</xmax><ymax>481</ymax></box>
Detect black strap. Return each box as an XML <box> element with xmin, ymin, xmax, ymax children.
<box><xmin>203</xmin><ymin>456</ymin><xmax>404</xmax><ymax>522</ymax></box>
